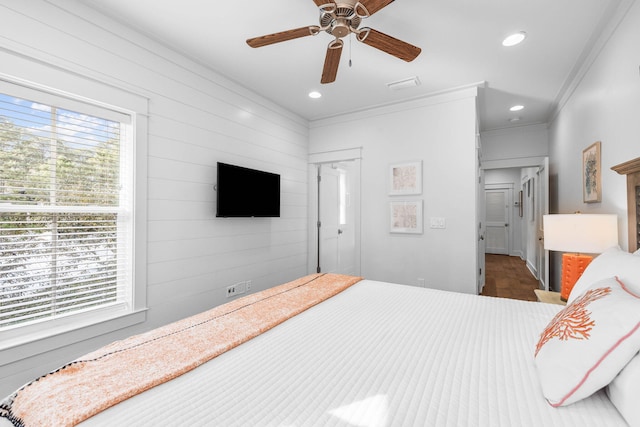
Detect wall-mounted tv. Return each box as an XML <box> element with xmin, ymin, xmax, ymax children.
<box><xmin>216</xmin><ymin>162</ymin><xmax>281</xmax><ymax>217</ymax></box>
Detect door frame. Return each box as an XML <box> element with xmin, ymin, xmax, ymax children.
<box><xmin>308</xmin><ymin>148</ymin><xmax>362</xmax><ymax>276</ymax></box>
<box><xmin>536</xmin><ymin>158</ymin><xmax>550</xmax><ymax>290</ymax></box>
<box><xmin>480</xmin><ymin>156</ymin><xmax>549</xmax><ymax>291</ymax></box>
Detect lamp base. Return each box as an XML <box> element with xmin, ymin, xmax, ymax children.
<box><xmin>560</xmin><ymin>253</ymin><xmax>593</xmax><ymax>301</ymax></box>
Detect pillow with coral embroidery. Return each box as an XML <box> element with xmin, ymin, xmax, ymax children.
<box><xmin>534</xmin><ymin>276</ymin><xmax>640</xmax><ymax>407</ymax></box>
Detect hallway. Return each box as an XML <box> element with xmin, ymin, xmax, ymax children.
<box><xmin>481</xmin><ymin>254</ymin><xmax>540</xmax><ymax>301</ymax></box>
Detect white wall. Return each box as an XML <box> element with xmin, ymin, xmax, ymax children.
<box><xmin>309</xmin><ymin>89</ymin><xmax>478</xmax><ymax>294</ymax></box>
<box><xmin>548</xmin><ymin>0</ymin><xmax>640</xmax><ymax>286</ymax></box>
<box><xmin>481</xmin><ymin>124</ymin><xmax>549</xmax><ymax>168</ymax></box>
<box><xmin>0</xmin><ymin>0</ymin><xmax>309</xmax><ymax>397</ymax></box>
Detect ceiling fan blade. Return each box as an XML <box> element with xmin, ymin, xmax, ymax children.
<box><xmin>321</xmin><ymin>39</ymin><xmax>343</xmax><ymax>84</ymax></box>
<box><xmin>247</xmin><ymin>26</ymin><xmax>320</xmax><ymax>48</ymax></box>
<box><xmin>355</xmin><ymin>0</ymin><xmax>394</xmax><ymax>17</ymax></box>
<box><xmin>356</xmin><ymin>28</ymin><xmax>421</xmax><ymax>62</ymax></box>
<box><xmin>313</xmin><ymin>0</ymin><xmax>334</xmax><ymax>6</ymax></box>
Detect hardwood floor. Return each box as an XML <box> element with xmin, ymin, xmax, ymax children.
<box><xmin>481</xmin><ymin>254</ymin><xmax>540</xmax><ymax>301</ymax></box>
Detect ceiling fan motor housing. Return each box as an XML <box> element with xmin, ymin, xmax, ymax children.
<box><xmin>320</xmin><ymin>2</ymin><xmax>362</xmax><ymax>38</ymax></box>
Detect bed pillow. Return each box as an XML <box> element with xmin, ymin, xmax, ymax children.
<box><xmin>606</xmin><ymin>352</ymin><xmax>640</xmax><ymax>427</ymax></box>
<box><xmin>567</xmin><ymin>246</ymin><xmax>640</xmax><ymax>304</ymax></box>
<box><xmin>534</xmin><ymin>276</ymin><xmax>640</xmax><ymax>407</ymax></box>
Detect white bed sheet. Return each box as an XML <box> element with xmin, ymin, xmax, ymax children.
<box><xmin>79</xmin><ymin>280</ymin><xmax>626</xmax><ymax>426</ymax></box>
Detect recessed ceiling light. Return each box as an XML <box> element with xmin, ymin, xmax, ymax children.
<box><xmin>308</xmin><ymin>91</ymin><xmax>322</xmax><ymax>99</ymax></box>
<box><xmin>502</xmin><ymin>31</ymin><xmax>527</xmax><ymax>47</ymax></box>
<box><xmin>510</xmin><ymin>105</ymin><xmax>524</xmax><ymax>112</ymax></box>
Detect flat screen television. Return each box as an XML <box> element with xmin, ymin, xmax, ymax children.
<box><xmin>216</xmin><ymin>162</ymin><xmax>281</xmax><ymax>217</ymax></box>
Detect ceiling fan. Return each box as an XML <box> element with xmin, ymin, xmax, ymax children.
<box><xmin>246</xmin><ymin>0</ymin><xmax>421</xmax><ymax>84</ymax></box>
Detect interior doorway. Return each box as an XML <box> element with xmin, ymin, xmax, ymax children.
<box><xmin>308</xmin><ymin>149</ymin><xmax>362</xmax><ymax>276</ymax></box>
<box><xmin>317</xmin><ymin>162</ymin><xmax>357</xmax><ymax>275</ymax></box>
<box><xmin>485</xmin><ymin>185</ymin><xmax>512</xmax><ymax>255</ymax></box>
<box><xmin>481</xmin><ymin>157</ymin><xmax>549</xmax><ymax>295</ymax></box>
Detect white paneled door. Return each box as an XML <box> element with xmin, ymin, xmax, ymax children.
<box><xmin>317</xmin><ymin>162</ymin><xmax>357</xmax><ymax>275</ymax></box>
<box><xmin>485</xmin><ymin>188</ymin><xmax>510</xmax><ymax>255</ymax></box>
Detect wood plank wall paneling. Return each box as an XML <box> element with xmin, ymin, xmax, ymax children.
<box><xmin>0</xmin><ymin>0</ymin><xmax>309</xmax><ymax>397</ymax></box>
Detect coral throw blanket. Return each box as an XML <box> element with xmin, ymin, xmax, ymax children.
<box><xmin>0</xmin><ymin>273</ymin><xmax>362</xmax><ymax>427</ymax></box>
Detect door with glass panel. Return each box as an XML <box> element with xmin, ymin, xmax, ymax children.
<box><xmin>317</xmin><ymin>162</ymin><xmax>357</xmax><ymax>275</ymax></box>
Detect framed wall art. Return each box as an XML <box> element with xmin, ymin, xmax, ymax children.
<box><xmin>389</xmin><ymin>161</ymin><xmax>422</xmax><ymax>195</ymax></box>
<box><xmin>583</xmin><ymin>141</ymin><xmax>601</xmax><ymax>203</ymax></box>
<box><xmin>390</xmin><ymin>200</ymin><xmax>423</xmax><ymax>234</ymax></box>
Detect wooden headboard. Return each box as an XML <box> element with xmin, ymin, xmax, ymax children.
<box><xmin>612</xmin><ymin>157</ymin><xmax>640</xmax><ymax>252</ymax></box>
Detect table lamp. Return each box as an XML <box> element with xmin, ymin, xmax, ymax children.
<box><xmin>543</xmin><ymin>214</ymin><xmax>618</xmax><ymax>301</ymax></box>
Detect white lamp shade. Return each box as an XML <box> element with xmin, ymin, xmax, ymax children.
<box><xmin>543</xmin><ymin>214</ymin><xmax>618</xmax><ymax>253</ymax></box>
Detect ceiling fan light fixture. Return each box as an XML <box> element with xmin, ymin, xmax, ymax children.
<box><xmin>387</xmin><ymin>76</ymin><xmax>421</xmax><ymax>91</ymax></box>
<box><xmin>502</xmin><ymin>31</ymin><xmax>527</xmax><ymax>47</ymax></box>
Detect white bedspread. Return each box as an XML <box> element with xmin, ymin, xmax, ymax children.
<box><xmin>80</xmin><ymin>280</ymin><xmax>627</xmax><ymax>426</ymax></box>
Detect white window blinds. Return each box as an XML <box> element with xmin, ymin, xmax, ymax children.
<box><xmin>0</xmin><ymin>87</ymin><xmax>132</xmax><ymax>330</ymax></box>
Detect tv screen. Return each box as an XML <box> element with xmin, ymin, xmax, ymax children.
<box><xmin>216</xmin><ymin>162</ymin><xmax>280</xmax><ymax>217</ymax></box>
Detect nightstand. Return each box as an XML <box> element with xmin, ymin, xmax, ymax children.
<box><xmin>534</xmin><ymin>289</ymin><xmax>566</xmax><ymax>306</ymax></box>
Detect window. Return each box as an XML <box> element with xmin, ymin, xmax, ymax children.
<box><xmin>339</xmin><ymin>170</ymin><xmax>347</xmax><ymax>226</ymax></box>
<box><xmin>0</xmin><ymin>78</ymin><xmax>146</xmax><ymax>353</ymax></box>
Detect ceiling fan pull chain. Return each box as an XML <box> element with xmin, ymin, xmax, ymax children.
<box><xmin>349</xmin><ymin>34</ymin><xmax>353</xmax><ymax>67</ymax></box>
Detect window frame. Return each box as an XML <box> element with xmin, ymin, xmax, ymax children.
<box><xmin>0</xmin><ymin>67</ymin><xmax>148</xmax><ymax>365</ymax></box>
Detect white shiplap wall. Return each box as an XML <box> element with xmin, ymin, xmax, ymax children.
<box><xmin>0</xmin><ymin>0</ymin><xmax>309</xmax><ymax>396</ymax></box>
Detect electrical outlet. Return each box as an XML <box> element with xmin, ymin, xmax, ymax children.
<box><xmin>226</xmin><ymin>284</ymin><xmax>238</xmax><ymax>297</ymax></box>
<box><xmin>236</xmin><ymin>281</ymin><xmax>246</xmax><ymax>294</ymax></box>
<box><xmin>246</xmin><ymin>280</ymin><xmax>252</xmax><ymax>292</ymax></box>
<box><xmin>226</xmin><ymin>284</ymin><xmax>237</xmax><ymax>298</ymax></box>
<box><xmin>226</xmin><ymin>281</ymin><xmax>246</xmax><ymax>298</ymax></box>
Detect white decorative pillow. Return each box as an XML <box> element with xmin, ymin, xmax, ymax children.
<box><xmin>568</xmin><ymin>246</ymin><xmax>640</xmax><ymax>303</ymax></box>
<box><xmin>607</xmin><ymin>352</ymin><xmax>640</xmax><ymax>427</ymax></box>
<box><xmin>534</xmin><ymin>276</ymin><xmax>640</xmax><ymax>406</ymax></box>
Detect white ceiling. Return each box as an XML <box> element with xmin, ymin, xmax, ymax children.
<box><xmin>77</xmin><ymin>0</ymin><xmax>622</xmax><ymax>131</ymax></box>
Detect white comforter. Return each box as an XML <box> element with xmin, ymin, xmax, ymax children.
<box><xmin>80</xmin><ymin>280</ymin><xmax>626</xmax><ymax>426</ymax></box>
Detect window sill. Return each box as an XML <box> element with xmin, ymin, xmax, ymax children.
<box><xmin>0</xmin><ymin>308</ymin><xmax>148</xmax><ymax>367</ymax></box>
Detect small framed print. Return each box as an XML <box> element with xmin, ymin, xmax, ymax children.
<box><xmin>389</xmin><ymin>161</ymin><xmax>422</xmax><ymax>195</ymax></box>
<box><xmin>390</xmin><ymin>200</ymin><xmax>423</xmax><ymax>234</ymax></box>
<box><xmin>583</xmin><ymin>141</ymin><xmax>601</xmax><ymax>203</ymax></box>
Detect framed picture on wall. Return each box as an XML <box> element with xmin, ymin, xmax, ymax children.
<box><xmin>389</xmin><ymin>161</ymin><xmax>422</xmax><ymax>195</ymax></box>
<box><xmin>583</xmin><ymin>141</ymin><xmax>602</xmax><ymax>203</ymax></box>
<box><xmin>390</xmin><ymin>200</ymin><xmax>423</xmax><ymax>234</ymax></box>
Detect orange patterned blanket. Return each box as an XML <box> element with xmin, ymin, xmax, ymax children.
<box><xmin>0</xmin><ymin>273</ymin><xmax>362</xmax><ymax>427</ymax></box>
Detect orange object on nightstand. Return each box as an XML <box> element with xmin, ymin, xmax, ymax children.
<box><xmin>560</xmin><ymin>253</ymin><xmax>594</xmax><ymax>301</ymax></box>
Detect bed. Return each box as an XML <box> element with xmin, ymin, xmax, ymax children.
<box><xmin>2</xmin><ymin>247</ymin><xmax>640</xmax><ymax>427</ymax></box>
